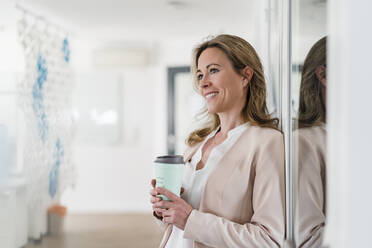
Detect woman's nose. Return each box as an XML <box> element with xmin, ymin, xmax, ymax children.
<box><xmin>199</xmin><ymin>77</ymin><xmax>210</xmax><ymax>89</ymax></box>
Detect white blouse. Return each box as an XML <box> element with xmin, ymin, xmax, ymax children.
<box><xmin>165</xmin><ymin>123</ymin><xmax>249</xmax><ymax>248</ymax></box>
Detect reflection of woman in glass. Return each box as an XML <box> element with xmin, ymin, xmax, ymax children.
<box><xmin>295</xmin><ymin>36</ymin><xmax>327</xmax><ymax>248</ymax></box>
<box><xmin>150</xmin><ymin>34</ymin><xmax>285</xmax><ymax>247</ymax></box>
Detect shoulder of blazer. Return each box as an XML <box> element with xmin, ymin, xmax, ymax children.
<box><xmin>183</xmin><ymin>126</ymin><xmax>283</xmax><ymax>162</ymax></box>
<box><xmin>237</xmin><ymin>125</ymin><xmax>283</xmax><ymax>146</ymax></box>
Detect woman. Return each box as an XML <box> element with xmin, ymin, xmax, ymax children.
<box><xmin>294</xmin><ymin>36</ymin><xmax>327</xmax><ymax>248</ymax></box>
<box><xmin>150</xmin><ymin>34</ymin><xmax>285</xmax><ymax>248</ymax></box>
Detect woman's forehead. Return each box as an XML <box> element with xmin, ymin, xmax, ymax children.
<box><xmin>197</xmin><ymin>48</ymin><xmax>229</xmax><ymax>68</ymax></box>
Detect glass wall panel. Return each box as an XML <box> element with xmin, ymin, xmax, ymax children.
<box><xmin>291</xmin><ymin>0</ymin><xmax>327</xmax><ymax>247</ymax></box>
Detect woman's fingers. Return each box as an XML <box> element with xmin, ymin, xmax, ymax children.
<box><xmin>161</xmin><ymin>209</ymin><xmax>176</xmax><ymax>224</ymax></box>
<box><xmin>149</xmin><ymin>187</ymin><xmax>158</xmax><ymax>196</ymax></box>
<box><xmin>153</xmin><ymin>199</ymin><xmax>173</xmax><ymax>209</ymax></box>
<box><xmin>155</xmin><ymin>187</ymin><xmax>179</xmax><ymax>202</ymax></box>
<box><xmin>155</xmin><ymin>210</ymin><xmax>163</xmax><ymax>217</ymax></box>
<box><xmin>150</xmin><ymin>179</ymin><xmax>165</xmax><ymax>219</ymax></box>
<box><xmin>150</xmin><ymin>196</ymin><xmax>162</xmax><ymax>204</ymax></box>
<box><xmin>154</xmin><ymin>207</ymin><xmax>165</xmax><ymax>212</ymax></box>
<box><xmin>152</xmin><ymin>180</ymin><xmax>184</xmax><ymax>196</ymax></box>
<box><xmin>162</xmin><ymin>216</ymin><xmax>172</xmax><ymax>224</ymax></box>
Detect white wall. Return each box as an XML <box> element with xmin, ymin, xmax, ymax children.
<box><xmin>0</xmin><ymin>3</ymin><xmax>25</xmax><ymax>176</ymax></box>
<box><xmin>61</xmin><ymin>37</ymin><xmax>201</xmax><ymax>213</ymax></box>
<box><xmin>326</xmin><ymin>0</ymin><xmax>372</xmax><ymax>247</ymax></box>
<box><xmin>62</xmin><ymin>68</ymin><xmax>157</xmax><ymax>213</ymax></box>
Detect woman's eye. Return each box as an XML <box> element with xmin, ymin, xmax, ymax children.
<box><xmin>197</xmin><ymin>74</ymin><xmax>203</xmax><ymax>81</ymax></box>
<box><xmin>210</xmin><ymin>68</ymin><xmax>219</xmax><ymax>74</ymax></box>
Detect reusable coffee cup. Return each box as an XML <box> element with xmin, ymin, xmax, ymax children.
<box><xmin>154</xmin><ymin>155</ymin><xmax>184</xmax><ymax>201</ymax></box>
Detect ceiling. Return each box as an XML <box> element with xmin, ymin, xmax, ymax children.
<box><xmin>4</xmin><ymin>0</ymin><xmax>326</xmax><ymax>57</ymax></box>
<box><xmin>16</xmin><ymin>0</ymin><xmax>258</xmax><ymax>42</ymax></box>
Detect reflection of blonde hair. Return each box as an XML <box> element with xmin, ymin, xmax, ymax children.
<box><xmin>298</xmin><ymin>37</ymin><xmax>327</xmax><ymax>128</ymax></box>
<box><xmin>186</xmin><ymin>34</ymin><xmax>279</xmax><ymax>146</ymax></box>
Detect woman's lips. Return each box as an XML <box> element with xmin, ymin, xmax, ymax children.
<box><xmin>205</xmin><ymin>92</ymin><xmax>219</xmax><ymax>99</ymax></box>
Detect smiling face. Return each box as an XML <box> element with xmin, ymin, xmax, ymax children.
<box><xmin>196</xmin><ymin>47</ymin><xmax>248</xmax><ymax>115</ymax></box>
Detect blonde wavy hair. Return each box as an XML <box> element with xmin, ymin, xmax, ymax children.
<box><xmin>298</xmin><ymin>36</ymin><xmax>327</xmax><ymax>128</ymax></box>
<box><xmin>186</xmin><ymin>34</ymin><xmax>279</xmax><ymax>146</ymax></box>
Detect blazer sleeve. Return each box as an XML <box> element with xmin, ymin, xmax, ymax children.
<box><xmin>296</xmin><ymin>130</ymin><xmax>326</xmax><ymax>248</ymax></box>
<box><xmin>183</xmin><ymin>131</ymin><xmax>286</xmax><ymax>248</ymax></box>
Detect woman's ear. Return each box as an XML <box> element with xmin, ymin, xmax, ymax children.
<box><xmin>241</xmin><ymin>66</ymin><xmax>254</xmax><ymax>87</ymax></box>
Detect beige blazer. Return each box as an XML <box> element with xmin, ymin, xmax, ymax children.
<box><xmin>157</xmin><ymin>125</ymin><xmax>285</xmax><ymax>248</ymax></box>
<box><xmin>294</xmin><ymin>125</ymin><xmax>326</xmax><ymax>248</ymax></box>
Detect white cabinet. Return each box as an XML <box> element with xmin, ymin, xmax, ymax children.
<box><xmin>0</xmin><ymin>176</ymin><xmax>27</xmax><ymax>248</ymax></box>
<box><xmin>0</xmin><ymin>187</ymin><xmax>16</xmax><ymax>248</ymax></box>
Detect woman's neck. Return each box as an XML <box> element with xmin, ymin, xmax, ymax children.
<box><xmin>217</xmin><ymin>112</ymin><xmax>245</xmax><ymax>136</ymax></box>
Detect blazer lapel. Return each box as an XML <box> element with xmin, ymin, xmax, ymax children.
<box><xmin>183</xmin><ymin>142</ymin><xmax>203</xmax><ymax>163</ymax></box>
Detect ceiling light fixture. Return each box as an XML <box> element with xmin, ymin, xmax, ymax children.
<box><xmin>166</xmin><ymin>0</ymin><xmax>189</xmax><ymax>9</ymax></box>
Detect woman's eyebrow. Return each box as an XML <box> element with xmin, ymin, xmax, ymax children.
<box><xmin>206</xmin><ymin>63</ymin><xmax>221</xmax><ymax>68</ymax></box>
<box><xmin>196</xmin><ymin>63</ymin><xmax>221</xmax><ymax>73</ymax></box>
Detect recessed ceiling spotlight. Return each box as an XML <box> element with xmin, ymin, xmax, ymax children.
<box><xmin>166</xmin><ymin>0</ymin><xmax>189</xmax><ymax>9</ymax></box>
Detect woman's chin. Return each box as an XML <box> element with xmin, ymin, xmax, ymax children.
<box><xmin>207</xmin><ymin>107</ymin><xmax>218</xmax><ymax>114</ymax></box>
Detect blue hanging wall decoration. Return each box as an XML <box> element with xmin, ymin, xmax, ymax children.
<box><xmin>49</xmin><ymin>138</ymin><xmax>64</xmax><ymax>198</ymax></box>
<box><xmin>32</xmin><ymin>54</ymin><xmax>48</xmax><ymax>142</ymax></box>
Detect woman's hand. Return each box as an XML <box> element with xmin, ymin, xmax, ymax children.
<box><xmin>153</xmin><ymin>187</ymin><xmax>193</xmax><ymax>230</ymax></box>
<box><xmin>150</xmin><ymin>179</ymin><xmax>163</xmax><ymax>219</ymax></box>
